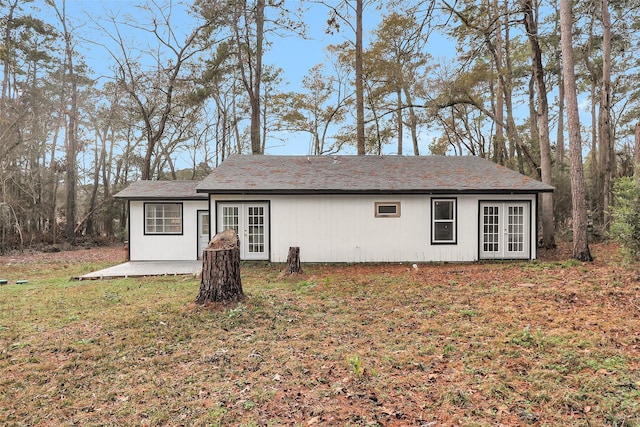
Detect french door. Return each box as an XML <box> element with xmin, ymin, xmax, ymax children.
<box><xmin>480</xmin><ymin>202</ymin><xmax>530</xmax><ymax>259</ymax></box>
<box><xmin>217</xmin><ymin>202</ymin><xmax>269</xmax><ymax>260</ymax></box>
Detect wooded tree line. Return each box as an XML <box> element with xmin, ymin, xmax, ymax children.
<box><xmin>1</xmin><ymin>0</ymin><xmax>639</xmax><ymax>258</ymax></box>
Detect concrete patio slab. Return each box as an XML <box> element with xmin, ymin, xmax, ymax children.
<box><xmin>79</xmin><ymin>260</ymin><xmax>202</xmax><ymax>280</ymax></box>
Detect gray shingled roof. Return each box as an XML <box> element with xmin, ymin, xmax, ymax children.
<box><xmin>196</xmin><ymin>155</ymin><xmax>554</xmax><ymax>194</ymax></box>
<box><xmin>114</xmin><ymin>180</ymin><xmax>207</xmax><ymax>200</ymax></box>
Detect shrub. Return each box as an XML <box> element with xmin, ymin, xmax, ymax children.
<box><xmin>609</xmin><ymin>176</ymin><xmax>640</xmax><ymax>262</ymax></box>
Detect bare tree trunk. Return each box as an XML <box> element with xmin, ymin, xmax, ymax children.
<box><xmin>231</xmin><ymin>0</ymin><xmax>265</xmax><ymax>155</ymax></box>
<box><xmin>51</xmin><ymin>0</ymin><xmax>78</xmax><ymax>244</ymax></box>
<box><xmin>141</xmin><ymin>136</ymin><xmax>154</xmax><ymax>181</ymax></box>
<box><xmin>523</xmin><ymin>0</ymin><xmax>555</xmax><ymax>248</ymax></box>
<box><xmin>584</xmin><ymin>15</ymin><xmax>600</xmax><ymax>222</ymax></box>
<box><xmin>102</xmin><ymin>137</ymin><xmax>114</xmax><ymax>238</ymax></box>
<box><xmin>402</xmin><ymin>86</ymin><xmax>420</xmax><ymax>155</ymax></box>
<box><xmin>556</xmin><ymin>74</ymin><xmax>565</xmax><ymax>167</ymax></box>
<box><xmin>251</xmin><ymin>0</ymin><xmax>265</xmax><ymax>154</ymax></box>
<box><xmin>499</xmin><ymin>19</ymin><xmax>537</xmax><ymax>175</ymax></box>
<box><xmin>634</xmin><ymin>122</ymin><xmax>640</xmax><ymax>176</ymax></box>
<box><xmin>600</xmin><ymin>0</ymin><xmax>613</xmax><ymax>229</ymax></box>
<box><xmin>65</xmin><ymin>58</ymin><xmax>78</xmax><ymax>243</ymax></box>
<box><xmin>355</xmin><ymin>0</ymin><xmax>365</xmax><ymax>155</ymax></box>
<box><xmin>560</xmin><ymin>0</ymin><xmax>593</xmax><ymax>262</ymax></box>
<box><xmin>528</xmin><ymin>75</ymin><xmax>538</xmax><ymax>150</ymax></box>
<box><xmin>552</xmin><ymin>1</ymin><xmax>565</xmax><ymax>169</ymax></box>
<box><xmin>1</xmin><ymin>0</ymin><xmax>17</xmax><ymax>103</ymax></box>
<box><xmin>492</xmin><ymin>0</ymin><xmax>506</xmax><ymax>165</ymax></box>
<box><xmin>396</xmin><ymin>89</ymin><xmax>403</xmax><ymax>155</ymax></box>
<box><xmin>86</xmin><ymin>136</ymin><xmax>103</xmax><ymax>237</ymax></box>
<box><xmin>49</xmin><ymin>106</ymin><xmax>64</xmax><ymax>245</ymax></box>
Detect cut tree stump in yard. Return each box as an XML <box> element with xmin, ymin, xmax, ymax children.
<box><xmin>195</xmin><ymin>229</ymin><xmax>243</xmax><ymax>305</ymax></box>
<box><xmin>282</xmin><ymin>246</ymin><xmax>303</xmax><ymax>275</ymax></box>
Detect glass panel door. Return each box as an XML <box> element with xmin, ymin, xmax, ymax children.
<box><xmin>480</xmin><ymin>202</ymin><xmax>529</xmax><ymax>260</ymax></box>
<box><xmin>217</xmin><ymin>203</ymin><xmax>269</xmax><ymax>260</ymax></box>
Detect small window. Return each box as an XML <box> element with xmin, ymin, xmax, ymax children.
<box><xmin>375</xmin><ymin>202</ymin><xmax>400</xmax><ymax>218</ymax></box>
<box><xmin>432</xmin><ymin>198</ymin><xmax>456</xmax><ymax>244</ymax></box>
<box><xmin>201</xmin><ymin>213</ymin><xmax>210</xmax><ymax>235</ymax></box>
<box><xmin>145</xmin><ymin>203</ymin><xmax>183</xmax><ymax>235</ymax></box>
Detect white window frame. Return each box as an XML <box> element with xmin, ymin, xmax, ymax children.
<box><xmin>431</xmin><ymin>198</ymin><xmax>457</xmax><ymax>244</ymax></box>
<box><xmin>375</xmin><ymin>202</ymin><xmax>401</xmax><ymax>218</ymax></box>
<box><xmin>144</xmin><ymin>202</ymin><xmax>183</xmax><ymax>235</ymax></box>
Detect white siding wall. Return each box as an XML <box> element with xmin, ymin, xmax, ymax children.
<box><xmin>211</xmin><ymin>193</ymin><xmax>538</xmax><ymax>263</ymax></box>
<box><xmin>129</xmin><ymin>200</ymin><xmax>208</xmax><ymax>261</ymax></box>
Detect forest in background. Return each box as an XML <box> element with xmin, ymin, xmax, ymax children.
<box><xmin>1</xmin><ymin>0</ymin><xmax>639</xmax><ymax>257</ymax></box>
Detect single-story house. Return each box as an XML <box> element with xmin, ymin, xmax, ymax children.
<box><xmin>115</xmin><ymin>155</ymin><xmax>554</xmax><ymax>263</ymax></box>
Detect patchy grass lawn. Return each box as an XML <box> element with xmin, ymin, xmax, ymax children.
<box><xmin>1</xmin><ymin>244</ymin><xmax>639</xmax><ymax>426</ymax></box>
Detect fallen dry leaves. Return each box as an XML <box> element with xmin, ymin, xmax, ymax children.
<box><xmin>0</xmin><ymin>242</ymin><xmax>639</xmax><ymax>426</ymax></box>
<box><xmin>0</xmin><ymin>244</ymin><xmax>126</xmax><ymax>266</ymax></box>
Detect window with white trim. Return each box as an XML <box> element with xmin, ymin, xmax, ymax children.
<box><xmin>432</xmin><ymin>198</ymin><xmax>456</xmax><ymax>244</ymax></box>
<box><xmin>144</xmin><ymin>203</ymin><xmax>183</xmax><ymax>234</ymax></box>
<box><xmin>375</xmin><ymin>202</ymin><xmax>401</xmax><ymax>218</ymax></box>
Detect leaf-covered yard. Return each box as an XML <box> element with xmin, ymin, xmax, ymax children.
<box><xmin>1</xmin><ymin>244</ymin><xmax>639</xmax><ymax>426</ymax></box>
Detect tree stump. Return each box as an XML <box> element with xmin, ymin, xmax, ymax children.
<box><xmin>283</xmin><ymin>246</ymin><xmax>303</xmax><ymax>275</ymax></box>
<box><xmin>195</xmin><ymin>229</ymin><xmax>243</xmax><ymax>305</ymax></box>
